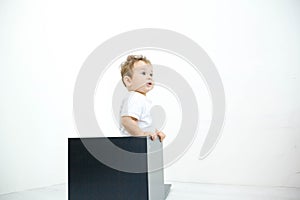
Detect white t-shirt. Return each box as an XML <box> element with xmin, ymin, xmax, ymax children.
<box><xmin>119</xmin><ymin>91</ymin><xmax>153</xmax><ymax>136</ymax></box>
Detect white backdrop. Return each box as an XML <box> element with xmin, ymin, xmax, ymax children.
<box><xmin>1</xmin><ymin>0</ymin><xmax>300</xmax><ymax>194</ymax></box>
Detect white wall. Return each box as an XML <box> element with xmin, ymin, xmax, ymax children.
<box><xmin>1</xmin><ymin>0</ymin><xmax>299</xmax><ymax>194</ymax></box>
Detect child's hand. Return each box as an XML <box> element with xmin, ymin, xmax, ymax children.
<box><xmin>144</xmin><ymin>132</ymin><xmax>157</xmax><ymax>141</ymax></box>
<box><xmin>154</xmin><ymin>129</ymin><xmax>166</xmax><ymax>142</ymax></box>
<box><xmin>150</xmin><ymin>133</ymin><xmax>158</xmax><ymax>141</ymax></box>
<box><xmin>145</xmin><ymin>130</ymin><xmax>166</xmax><ymax>142</ymax></box>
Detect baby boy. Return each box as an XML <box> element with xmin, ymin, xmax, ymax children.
<box><xmin>119</xmin><ymin>55</ymin><xmax>165</xmax><ymax>142</ymax></box>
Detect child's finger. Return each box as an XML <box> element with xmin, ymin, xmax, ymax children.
<box><xmin>159</xmin><ymin>136</ymin><xmax>164</xmax><ymax>142</ymax></box>
<box><xmin>158</xmin><ymin>132</ymin><xmax>166</xmax><ymax>142</ymax></box>
<box><xmin>150</xmin><ymin>134</ymin><xmax>157</xmax><ymax>140</ymax></box>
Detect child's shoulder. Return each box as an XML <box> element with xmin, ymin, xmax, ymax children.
<box><xmin>125</xmin><ymin>91</ymin><xmax>146</xmax><ymax>102</ymax></box>
<box><xmin>128</xmin><ymin>91</ymin><xmax>145</xmax><ymax>97</ymax></box>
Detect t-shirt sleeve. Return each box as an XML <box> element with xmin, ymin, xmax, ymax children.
<box><xmin>120</xmin><ymin>93</ymin><xmax>143</xmax><ymax>120</ymax></box>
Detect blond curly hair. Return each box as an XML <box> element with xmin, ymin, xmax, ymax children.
<box><xmin>120</xmin><ymin>55</ymin><xmax>151</xmax><ymax>86</ymax></box>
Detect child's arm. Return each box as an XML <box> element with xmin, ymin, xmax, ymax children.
<box><xmin>121</xmin><ymin>116</ymin><xmax>156</xmax><ymax>139</ymax></box>
<box><xmin>121</xmin><ymin>116</ymin><xmax>144</xmax><ymax>136</ymax></box>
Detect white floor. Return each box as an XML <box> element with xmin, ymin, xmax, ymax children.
<box><xmin>1</xmin><ymin>181</ymin><xmax>300</xmax><ymax>200</ymax></box>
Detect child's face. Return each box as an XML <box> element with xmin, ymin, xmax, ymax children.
<box><xmin>126</xmin><ymin>60</ymin><xmax>154</xmax><ymax>95</ymax></box>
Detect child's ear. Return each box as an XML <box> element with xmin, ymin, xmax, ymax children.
<box><xmin>123</xmin><ymin>76</ymin><xmax>132</xmax><ymax>87</ymax></box>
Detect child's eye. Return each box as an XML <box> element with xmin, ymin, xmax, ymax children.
<box><xmin>150</xmin><ymin>73</ymin><xmax>153</xmax><ymax>77</ymax></box>
<box><xmin>141</xmin><ymin>72</ymin><xmax>146</xmax><ymax>75</ymax></box>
